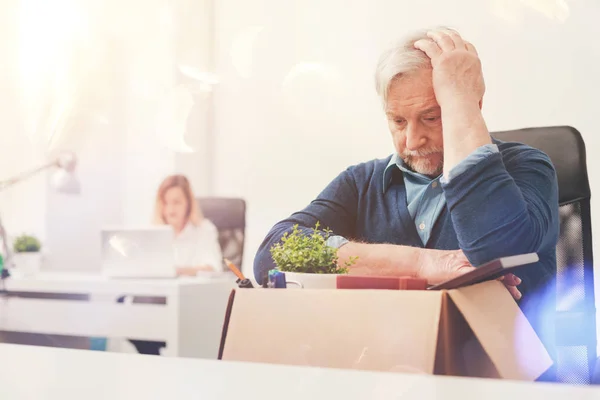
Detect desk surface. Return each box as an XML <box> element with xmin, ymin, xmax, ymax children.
<box><xmin>0</xmin><ymin>344</ymin><xmax>597</xmax><ymax>400</ymax></box>
<box><xmin>4</xmin><ymin>271</ymin><xmax>234</xmax><ymax>296</ymax></box>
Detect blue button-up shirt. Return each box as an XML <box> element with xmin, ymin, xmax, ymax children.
<box><xmin>385</xmin><ymin>155</ymin><xmax>445</xmax><ymax>245</ymax></box>
<box><xmin>327</xmin><ymin>144</ymin><xmax>500</xmax><ymax>248</ymax></box>
<box><xmin>383</xmin><ymin>144</ymin><xmax>499</xmax><ymax>245</ymax></box>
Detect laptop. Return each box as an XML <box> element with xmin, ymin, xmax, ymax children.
<box><xmin>100</xmin><ymin>226</ymin><xmax>177</xmax><ymax>279</ymax></box>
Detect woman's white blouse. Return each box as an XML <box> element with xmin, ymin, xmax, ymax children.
<box><xmin>173</xmin><ymin>219</ymin><xmax>223</xmax><ymax>272</ymax></box>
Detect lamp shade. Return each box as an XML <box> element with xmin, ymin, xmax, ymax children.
<box><xmin>51</xmin><ymin>168</ymin><xmax>80</xmax><ymax>194</ymax></box>
<box><xmin>50</xmin><ymin>152</ymin><xmax>80</xmax><ymax>194</ymax></box>
<box><xmin>56</xmin><ymin>151</ymin><xmax>77</xmax><ymax>172</ymax></box>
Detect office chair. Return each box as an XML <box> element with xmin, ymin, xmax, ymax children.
<box><xmin>197</xmin><ymin>197</ymin><xmax>246</xmax><ymax>269</ymax></box>
<box><xmin>493</xmin><ymin>126</ymin><xmax>596</xmax><ymax>384</ymax></box>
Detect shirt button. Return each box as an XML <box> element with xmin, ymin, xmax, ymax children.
<box><xmin>419</xmin><ymin>222</ymin><xmax>426</xmax><ymax>231</ymax></box>
<box><xmin>431</xmin><ymin>181</ymin><xmax>438</xmax><ymax>188</ymax></box>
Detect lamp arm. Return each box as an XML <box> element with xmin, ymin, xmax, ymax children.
<box><xmin>0</xmin><ymin>161</ymin><xmax>57</xmax><ymax>192</ymax></box>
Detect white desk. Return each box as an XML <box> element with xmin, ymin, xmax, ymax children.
<box><xmin>0</xmin><ymin>344</ymin><xmax>598</xmax><ymax>400</ymax></box>
<box><xmin>0</xmin><ymin>272</ymin><xmax>236</xmax><ymax>358</ymax></box>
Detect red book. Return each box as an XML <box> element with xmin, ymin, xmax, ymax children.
<box><xmin>336</xmin><ymin>275</ymin><xmax>428</xmax><ymax>290</ymax></box>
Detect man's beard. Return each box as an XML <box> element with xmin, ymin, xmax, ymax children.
<box><xmin>401</xmin><ymin>147</ymin><xmax>444</xmax><ymax>177</ymax></box>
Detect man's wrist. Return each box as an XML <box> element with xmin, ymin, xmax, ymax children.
<box><xmin>439</xmin><ymin>98</ymin><xmax>481</xmax><ymax>115</ymax></box>
<box><xmin>394</xmin><ymin>245</ymin><xmax>423</xmax><ymax>278</ymax></box>
<box><xmin>442</xmin><ymin>110</ymin><xmax>486</xmax><ymax>137</ymax></box>
<box><xmin>441</xmin><ymin>102</ymin><xmax>491</xmax><ymax>175</ymax></box>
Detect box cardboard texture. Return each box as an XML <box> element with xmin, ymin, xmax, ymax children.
<box><xmin>219</xmin><ymin>280</ymin><xmax>552</xmax><ymax>381</ymax></box>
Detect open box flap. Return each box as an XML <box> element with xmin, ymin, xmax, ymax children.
<box><xmin>221</xmin><ymin>289</ymin><xmax>444</xmax><ymax>374</ymax></box>
<box><xmin>435</xmin><ymin>292</ymin><xmax>501</xmax><ymax>378</ymax></box>
<box><xmin>448</xmin><ymin>281</ymin><xmax>553</xmax><ymax>381</ymax></box>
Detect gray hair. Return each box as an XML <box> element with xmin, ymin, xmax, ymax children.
<box><xmin>375</xmin><ymin>26</ymin><xmax>452</xmax><ymax>108</ymax></box>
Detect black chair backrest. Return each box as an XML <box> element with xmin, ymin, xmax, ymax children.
<box><xmin>492</xmin><ymin>126</ymin><xmax>596</xmax><ymax>384</ymax></box>
<box><xmin>197</xmin><ymin>197</ymin><xmax>246</xmax><ymax>269</ymax></box>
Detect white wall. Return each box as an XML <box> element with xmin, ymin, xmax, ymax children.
<box><xmin>212</xmin><ymin>0</ymin><xmax>600</xmax><ymax>282</ymax></box>
<box><xmin>172</xmin><ymin>0</ymin><xmax>216</xmax><ymax>197</ymax></box>
<box><xmin>0</xmin><ymin>1</ymin><xmax>48</xmax><ymax>246</ymax></box>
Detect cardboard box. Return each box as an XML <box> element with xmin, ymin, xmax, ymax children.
<box><xmin>218</xmin><ymin>280</ymin><xmax>552</xmax><ymax>381</ymax></box>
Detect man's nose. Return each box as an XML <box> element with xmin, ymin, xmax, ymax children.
<box><xmin>405</xmin><ymin>124</ymin><xmax>427</xmax><ymax>151</ymax></box>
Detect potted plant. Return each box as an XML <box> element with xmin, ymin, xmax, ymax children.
<box><xmin>269</xmin><ymin>222</ymin><xmax>357</xmax><ymax>288</ymax></box>
<box><xmin>13</xmin><ymin>234</ymin><xmax>42</xmax><ymax>276</ymax></box>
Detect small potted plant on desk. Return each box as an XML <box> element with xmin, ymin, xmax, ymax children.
<box><xmin>13</xmin><ymin>234</ymin><xmax>42</xmax><ymax>277</ymax></box>
<box><xmin>269</xmin><ymin>222</ymin><xmax>357</xmax><ymax>289</ymax></box>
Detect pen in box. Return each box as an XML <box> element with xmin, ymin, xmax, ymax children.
<box><xmin>224</xmin><ymin>258</ymin><xmax>254</xmax><ymax>288</ymax></box>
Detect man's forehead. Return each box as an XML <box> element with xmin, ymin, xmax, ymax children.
<box><xmin>385</xmin><ymin>101</ymin><xmax>440</xmax><ymax>116</ymax></box>
<box><xmin>386</xmin><ymin>74</ymin><xmax>437</xmax><ymax>113</ymax></box>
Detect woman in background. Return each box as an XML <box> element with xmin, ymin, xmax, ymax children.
<box><xmin>153</xmin><ymin>174</ymin><xmax>223</xmax><ymax>275</ymax></box>
<box><xmin>129</xmin><ymin>175</ymin><xmax>223</xmax><ymax>355</ymax></box>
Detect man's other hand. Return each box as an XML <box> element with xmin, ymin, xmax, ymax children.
<box><xmin>498</xmin><ymin>273</ymin><xmax>522</xmax><ymax>300</ymax></box>
<box><xmin>417</xmin><ymin>248</ymin><xmax>522</xmax><ymax>300</ymax></box>
<box><xmin>417</xmin><ymin>248</ymin><xmax>474</xmax><ymax>285</ymax></box>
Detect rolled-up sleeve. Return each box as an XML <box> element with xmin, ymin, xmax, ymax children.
<box><xmin>442</xmin><ymin>144</ymin><xmax>499</xmax><ymax>183</ymax></box>
<box><xmin>441</xmin><ymin>145</ymin><xmax>559</xmax><ymax>267</ymax></box>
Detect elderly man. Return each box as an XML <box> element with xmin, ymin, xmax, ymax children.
<box><xmin>254</xmin><ymin>27</ymin><xmax>559</xmax><ymax>370</ymax></box>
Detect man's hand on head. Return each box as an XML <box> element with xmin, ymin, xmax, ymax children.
<box><xmin>413</xmin><ymin>29</ymin><xmax>485</xmax><ymax>110</ymax></box>
<box><xmin>412</xmin><ymin>28</ymin><xmax>491</xmax><ymax>176</ymax></box>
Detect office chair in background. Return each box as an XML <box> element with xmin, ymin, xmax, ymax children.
<box><xmin>493</xmin><ymin>126</ymin><xmax>596</xmax><ymax>384</ymax></box>
<box><xmin>197</xmin><ymin>197</ymin><xmax>246</xmax><ymax>270</ymax></box>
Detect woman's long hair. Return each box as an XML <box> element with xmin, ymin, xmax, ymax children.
<box><xmin>153</xmin><ymin>174</ymin><xmax>204</xmax><ymax>226</ymax></box>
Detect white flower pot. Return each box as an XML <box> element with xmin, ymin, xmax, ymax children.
<box><xmin>13</xmin><ymin>252</ymin><xmax>42</xmax><ymax>277</ymax></box>
<box><xmin>282</xmin><ymin>271</ymin><xmax>343</xmax><ymax>289</ymax></box>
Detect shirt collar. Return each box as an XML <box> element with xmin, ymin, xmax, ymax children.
<box><xmin>382</xmin><ymin>153</ymin><xmax>440</xmax><ymax>193</ymax></box>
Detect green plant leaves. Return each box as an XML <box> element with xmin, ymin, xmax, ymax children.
<box><xmin>269</xmin><ymin>222</ymin><xmax>357</xmax><ymax>274</ymax></box>
<box><xmin>13</xmin><ymin>234</ymin><xmax>41</xmax><ymax>253</ymax></box>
